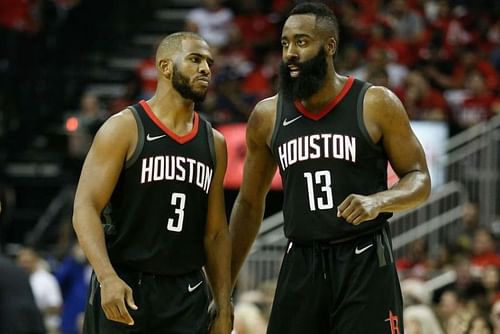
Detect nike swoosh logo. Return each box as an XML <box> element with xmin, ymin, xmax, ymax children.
<box><xmin>355</xmin><ymin>243</ymin><xmax>373</xmax><ymax>255</ymax></box>
<box><xmin>283</xmin><ymin>115</ymin><xmax>303</xmax><ymax>126</ymax></box>
<box><xmin>146</xmin><ymin>134</ymin><xmax>167</xmax><ymax>141</ymax></box>
<box><xmin>188</xmin><ymin>281</ymin><xmax>203</xmax><ymax>292</ymax></box>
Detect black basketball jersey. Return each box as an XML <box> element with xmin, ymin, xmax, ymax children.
<box><xmin>271</xmin><ymin>77</ymin><xmax>392</xmax><ymax>242</ymax></box>
<box><xmin>104</xmin><ymin>100</ymin><xmax>216</xmax><ymax>275</ymax></box>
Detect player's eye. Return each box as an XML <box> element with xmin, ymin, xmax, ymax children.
<box><xmin>297</xmin><ymin>39</ymin><xmax>307</xmax><ymax>47</ymax></box>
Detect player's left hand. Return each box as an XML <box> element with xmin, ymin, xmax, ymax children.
<box><xmin>337</xmin><ymin>194</ymin><xmax>381</xmax><ymax>225</ymax></box>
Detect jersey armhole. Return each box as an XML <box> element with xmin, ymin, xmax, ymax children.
<box><xmin>202</xmin><ymin>116</ymin><xmax>217</xmax><ymax>169</ymax></box>
<box><xmin>125</xmin><ymin>105</ymin><xmax>145</xmax><ymax>169</ymax></box>
<box><xmin>356</xmin><ymin>83</ymin><xmax>382</xmax><ymax>151</ymax></box>
<box><xmin>270</xmin><ymin>93</ymin><xmax>283</xmax><ymax>150</ymax></box>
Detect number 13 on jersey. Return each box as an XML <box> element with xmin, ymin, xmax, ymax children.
<box><xmin>303</xmin><ymin>170</ymin><xmax>334</xmax><ymax>211</ymax></box>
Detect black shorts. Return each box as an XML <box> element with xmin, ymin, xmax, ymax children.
<box><xmin>83</xmin><ymin>268</ymin><xmax>209</xmax><ymax>334</ymax></box>
<box><xmin>267</xmin><ymin>226</ymin><xmax>404</xmax><ymax>334</ymax></box>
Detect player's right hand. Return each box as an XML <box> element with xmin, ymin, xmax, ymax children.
<box><xmin>99</xmin><ymin>274</ymin><xmax>138</xmax><ymax>325</ymax></box>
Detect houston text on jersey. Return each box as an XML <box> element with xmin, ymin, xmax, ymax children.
<box><xmin>140</xmin><ymin>155</ymin><xmax>213</xmax><ymax>193</ymax></box>
<box><xmin>277</xmin><ymin>133</ymin><xmax>357</xmax><ymax>171</ymax></box>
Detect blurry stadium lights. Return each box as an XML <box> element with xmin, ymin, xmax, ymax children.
<box><xmin>65</xmin><ymin>116</ymin><xmax>79</xmax><ymax>132</ymax></box>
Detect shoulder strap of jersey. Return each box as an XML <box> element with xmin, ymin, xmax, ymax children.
<box><xmin>125</xmin><ymin>104</ymin><xmax>145</xmax><ymax>169</ymax></box>
<box><xmin>356</xmin><ymin>82</ymin><xmax>383</xmax><ymax>151</ymax></box>
<box><xmin>270</xmin><ymin>93</ymin><xmax>283</xmax><ymax>149</ymax></box>
<box><xmin>200</xmin><ymin>115</ymin><xmax>217</xmax><ymax>169</ymax></box>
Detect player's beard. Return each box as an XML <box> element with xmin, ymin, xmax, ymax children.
<box><xmin>279</xmin><ymin>48</ymin><xmax>328</xmax><ymax>100</ymax></box>
<box><xmin>172</xmin><ymin>66</ymin><xmax>207</xmax><ymax>103</ymax></box>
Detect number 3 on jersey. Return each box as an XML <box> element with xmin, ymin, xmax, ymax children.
<box><xmin>167</xmin><ymin>192</ymin><xmax>185</xmax><ymax>232</ymax></box>
<box><xmin>304</xmin><ymin>170</ymin><xmax>334</xmax><ymax>211</ymax></box>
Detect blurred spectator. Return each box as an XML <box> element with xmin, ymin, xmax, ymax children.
<box><xmin>404</xmin><ymin>304</ymin><xmax>444</xmax><ymax>334</ymax></box>
<box><xmin>355</xmin><ymin>47</ymin><xmax>408</xmax><ymax>90</ymax></box>
<box><xmin>108</xmin><ymin>72</ymin><xmax>141</xmax><ymax>114</ymax></box>
<box><xmin>488</xmin><ymin>17</ymin><xmax>500</xmax><ymax>71</ymax></box>
<box><xmin>490</xmin><ymin>299</ymin><xmax>500</xmax><ymax>334</ymax></box>
<box><xmin>335</xmin><ymin>1</ymin><xmax>375</xmax><ymax>51</ymax></box>
<box><xmin>401</xmin><ymin>69</ymin><xmax>449</xmax><ymax>121</ymax></box>
<box><xmin>366</xmin><ymin>68</ymin><xmax>390</xmax><ymax>88</ymax></box>
<box><xmin>423</xmin><ymin>0</ymin><xmax>450</xmax><ymax>27</ymax></box>
<box><xmin>397</xmin><ymin>239</ymin><xmax>431</xmax><ymax>280</ymax></box>
<box><xmin>380</xmin><ymin>0</ymin><xmax>425</xmax><ymax>45</ymax></box>
<box><xmin>451</xmin><ymin>47</ymin><xmax>498</xmax><ymax>91</ymax></box>
<box><xmin>401</xmin><ymin>278</ymin><xmax>431</xmax><ymax>307</ymax></box>
<box><xmin>428</xmin><ymin>242</ymin><xmax>455</xmax><ymax>275</ymax></box>
<box><xmin>337</xmin><ymin>44</ymin><xmax>364</xmax><ymax>76</ymax></box>
<box><xmin>17</xmin><ymin>248</ymin><xmax>62</xmax><ymax>334</ymax></box>
<box><xmin>448</xmin><ymin>310</ymin><xmax>475</xmax><ymax>334</ymax></box>
<box><xmin>471</xmin><ymin>227</ymin><xmax>500</xmax><ymax>270</ymax></box>
<box><xmin>135</xmin><ymin>56</ymin><xmax>157</xmax><ymax>99</ymax></box>
<box><xmin>433</xmin><ymin>256</ymin><xmax>486</xmax><ymax>307</ymax></box>
<box><xmin>481</xmin><ymin>266</ymin><xmax>500</xmax><ymax>306</ymax></box>
<box><xmin>445</xmin><ymin>6</ymin><xmax>475</xmax><ymax>53</ymax></box>
<box><xmin>0</xmin><ymin>0</ymin><xmax>42</xmax><ymax>34</ymax></box>
<box><xmin>417</xmin><ymin>41</ymin><xmax>454</xmax><ymax>91</ymax></box>
<box><xmin>232</xmin><ymin>0</ymin><xmax>277</xmax><ymax>59</ymax></box>
<box><xmin>65</xmin><ymin>93</ymin><xmax>107</xmax><ymax>165</ymax></box>
<box><xmin>241</xmin><ymin>50</ymin><xmax>280</xmax><ymax>100</ymax></box>
<box><xmin>365</xmin><ymin>20</ymin><xmax>413</xmax><ymax>66</ymax></box>
<box><xmin>0</xmin><ymin>252</ymin><xmax>46</xmax><ymax>334</ymax></box>
<box><xmin>233</xmin><ymin>302</ymin><xmax>267</xmax><ymax>334</ymax></box>
<box><xmin>55</xmin><ymin>243</ymin><xmax>91</xmax><ymax>334</ymax></box>
<box><xmin>446</xmin><ymin>70</ymin><xmax>498</xmax><ymax>134</ymax></box>
<box><xmin>185</xmin><ymin>0</ymin><xmax>235</xmax><ymax>50</ymax></box>
<box><xmin>466</xmin><ymin>314</ymin><xmax>493</xmax><ymax>334</ymax></box>
<box><xmin>437</xmin><ymin>289</ymin><xmax>462</xmax><ymax>331</ymax></box>
<box><xmin>455</xmin><ymin>202</ymin><xmax>482</xmax><ymax>253</ymax></box>
<box><xmin>205</xmin><ymin>66</ymin><xmax>257</xmax><ymax>124</ymax></box>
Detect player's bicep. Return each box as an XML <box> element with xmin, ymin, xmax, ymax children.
<box><xmin>74</xmin><ymin>115</ymin><xmax>131</xmax><ymax>212</ymax></box>
<box><xmin>378</xmin><ymin>91</ymin><xmax>428</xmax><ymax>178</ymax></box>
<box><xmin>239</xmin><ymin>106</ymin><xmax>277</xmax><ymax>202</ymax></box>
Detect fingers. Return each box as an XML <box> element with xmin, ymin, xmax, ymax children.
<box><xmin>337</xmin><ymin>195</ymin><xmax>358</xmax><ymax>223</ymax></box>
<box><xmin>346</xmin><ymin>207</ymin><xmax>364</xmax><ymax>225</ymax></box>
<box><xmin>337</xmin><ymin>195</ymin><xmax>353</xmax><ymax>217</ymax></box>
<box><xmin>102</xmin><ymin>304</ymin><xmax>120</xmax><ymax>324</ymax></box>
<box><xmin>116</xmin><ymin>301</ymin><xmax>134</xmax><ymax>325</ymax></box>
<box><xmin>101</xmin><ymin>283</ymin><xmax>136</xmax><ymax>325</ymax></box>
<box><xmin>337</xmin><ymin>195</ymin><xmax>374</xmax><ymax>225</ymax></box>
<box><xmin>102</xmin><ymin>300</ymin><xmax>135</xmax><ymax>325</ymax></box>
<box><xmin>125</xmin><ymin>288</ymin><xmax>138</xmax><ymax>311</ymax></box>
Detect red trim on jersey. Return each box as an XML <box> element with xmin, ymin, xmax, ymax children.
<box><xmin>139</xmin><ymin>100</ymin><xmax>199</xmax><ymax>144</ymax></box>
<box><xmin>294</xmin><ymin>76</ymin><xmax>355</xmax><ymax>121</ymax></box>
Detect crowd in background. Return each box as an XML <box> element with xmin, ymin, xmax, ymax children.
<box><xmin>135</xmin><ymin>0</ymin><xmax>500</xmax><ymax>136</ymax></box>
<box><xmin>63</xmin><ymin>0</ymin><xmax>500</xmax><ymax>140</ymax></box>
<box><xmin>1</xmin><ymin>0</ymin><xmax>500</xmax><ymax>333</ymax></box>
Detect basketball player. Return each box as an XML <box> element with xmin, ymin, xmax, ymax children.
<box><xmin>230</xmin><ymin>3</ymin><xmax>431</xmax><ymax>334</ymax></box>
<box><xmin>73</xmin><ymin>32</ymin><xmax>231</xmax><ymax>334</ymax></box>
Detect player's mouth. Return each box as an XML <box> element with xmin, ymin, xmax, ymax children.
<box><xmin>195</xmin><ymin>76</ymin><xmax>210</xmax><ymax>86</ymax></box>
<box><xmin>288</xmin><ymin>64</ymin><xmax>300</xmax><ymax>77</ymax></box>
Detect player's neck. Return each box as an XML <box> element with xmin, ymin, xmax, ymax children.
<box><xmin>299</xmin><ymin>73</ymin><xmax>347</xmax><ymax>113</ymax></box>
<box><xmin>146</xmin><ymin>88</ymin><xmax>195</xmax><ymax>129</ymax></box>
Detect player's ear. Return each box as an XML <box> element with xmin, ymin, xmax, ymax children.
<box><xmin>326</xmin><ymin>37</ymin><xmax>336</xmax><ymax>57</ymax></box>
<box><xmin>158</xmin><ymin>58</ymin><xmax>173</xmax><ymax>79</ymax></box>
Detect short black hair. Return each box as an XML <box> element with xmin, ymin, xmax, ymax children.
<box><xmin>288</xmin><ymin>2</ymin><xmax>339</xmax><ymax>44</ymax></box>
<box><xmin>156</xmin><ymin>31</ymin><xmax>205</xmax><ymax>60</ymax></box>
